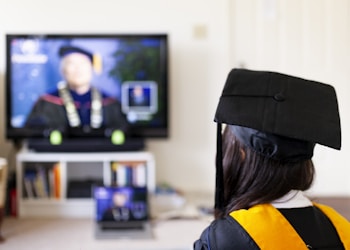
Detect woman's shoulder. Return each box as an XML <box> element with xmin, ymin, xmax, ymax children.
<box><xmin>193</xmin><ymin>216</ymin><xmax>259</xmax><ymax>250</ymax></box>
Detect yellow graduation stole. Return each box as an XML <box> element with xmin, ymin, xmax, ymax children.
<box><xmin>230</xmin><ymin>203</ymin><xmax>350</xmax><ymax>250</ymax></box>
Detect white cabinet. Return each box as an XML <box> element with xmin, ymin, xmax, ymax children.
<box><xmin>16</xmin><ymin>151</ymin><xmax>155</xmax><ymax>218</ymax></box>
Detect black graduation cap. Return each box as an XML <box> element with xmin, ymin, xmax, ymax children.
<box><xmin>58</xmin><ymin>45</ymin><xmax>93</xmax><ymax>62</ymax></box>
<box><xmin>213</xmin><ymin>68</ymin><xmax>341</xmax><ymax>211</ymax></box>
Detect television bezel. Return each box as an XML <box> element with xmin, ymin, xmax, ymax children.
<box><xmin>5</xmin><ymin>33</ymin><xmax>169</xmax><ymax>141</ymax></box>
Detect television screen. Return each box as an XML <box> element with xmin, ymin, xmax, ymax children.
<box><xmin>6</xmin><ymin>34</ymin><xmax>169</xmax><ymax>142</ymax></box>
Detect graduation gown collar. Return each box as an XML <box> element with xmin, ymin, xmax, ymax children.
<box><xmin>271</xmin><ymin>190</ymin><xmax>312</xmax><ymax>209</ymax></box>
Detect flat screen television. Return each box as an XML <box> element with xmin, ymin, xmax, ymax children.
<box><xmin>5</xmin><ymin>34</ymin><xmax>169</xmax><ymax>151</ymax></box>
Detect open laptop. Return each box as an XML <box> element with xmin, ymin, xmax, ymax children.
<box><xmin>93</xmin><ymin>186</ymin><xmax>153</xmax><ymax>239</ymax></box>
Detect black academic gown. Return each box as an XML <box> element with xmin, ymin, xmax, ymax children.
<box><xmin>194</xmin><ymin>206</ymin><xmax>347</xmax><ymax>250</ymax></box>
<box><xmin>25</xmin><ymin>89</ymin><xmax>129</xmax><ymax>131</ymax></box>
<box><xmin>101</xmin><ymin>207</ymin><xmax>135</xmax><ymax>221</ymax></box>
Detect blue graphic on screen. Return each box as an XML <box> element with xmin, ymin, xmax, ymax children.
<box><xmin>121</xmin><ymin>81</ymin><xmax>158</xmax><ymax>123</ymax></box>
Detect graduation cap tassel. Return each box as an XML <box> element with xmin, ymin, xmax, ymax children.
<box><xmin>215</xmin><ymin>123</ymin><xmax>224</xmax><ymax>213</ymax></box>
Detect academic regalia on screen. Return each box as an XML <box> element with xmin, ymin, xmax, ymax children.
<box><xmin>58</xmin><ymin>45</ymin><xmax>102</xmax><ymax>73</ymax></box>
<box><xmin>193</xmin><ymin>68</ymin><xmax>350</xmax><ymax>250</ymax></box>
<box><xmin>101</xmin><ymin>207</ymin><xmax>134</xmax><ymax>221</ymax></box>
<box><xmin>59</xmin><ymin>45</ymin><xmax>94</xmax><ymax>62</ymax></box>
<box><xmin>25</xmin><ymin>44</ymin><xmax>129</xmax><ymax>134</ymax></box>
<box><xmin>25</xmin><ymin>88</ymin><xmax>129</xmax><ymax>132</ymax></box>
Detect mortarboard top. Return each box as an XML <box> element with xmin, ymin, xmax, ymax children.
<box><xmin>213</xmin><ymin>68</ymin><xmax>341</xmax><ymax>211</ymax></box>
<box><xmin>214</xmin><ymin>68</ymin><xmax>341</xmax><ymax>149</ymax></box>
<box><xmin>58</xmin><ymin>45</ymin><xmax>93</xmax><ymax>63</ymax></box>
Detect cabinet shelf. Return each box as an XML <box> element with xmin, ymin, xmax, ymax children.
<box><xmin>16</xmin><ymin>151</ymin><xmax>155</xmax><ymax>218</ymax></box>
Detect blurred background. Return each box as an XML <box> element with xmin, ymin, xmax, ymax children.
<box><xmin>0</xmin><ymin>0</ymin><xmax>349</xmax><ymax>197</ymax></box>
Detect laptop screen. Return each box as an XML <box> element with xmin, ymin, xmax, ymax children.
<box><xmin>94</xmin><ymin>186</ymin><xmax>148</xmax><ymax>223</ymax></box>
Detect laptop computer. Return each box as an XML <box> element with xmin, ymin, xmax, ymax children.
<box><xmin>93</xmin><ymin>186</ymin><xmax>153</xmax><ymax>239</ymax></box>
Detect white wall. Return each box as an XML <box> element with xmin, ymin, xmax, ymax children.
<box><xmin>0</xmin><ymin>0</ymin><xmax>349</xmax><ymax>196</ymax></box>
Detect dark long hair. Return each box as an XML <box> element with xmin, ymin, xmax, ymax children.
<box><xmin>215</xmin><ymin>125</ymin><xmax>315</xmax><ymax>219</ymax></box>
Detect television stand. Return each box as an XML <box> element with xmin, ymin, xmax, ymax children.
<box><xmin>16</xmin><ymin>151</ymin><xmax>155</xmax><ymax>218</ymax></box>
<box><xmin>27</xmin><ymin>137</ymin><xmax>145</xmax><ymax>152</ymax></box>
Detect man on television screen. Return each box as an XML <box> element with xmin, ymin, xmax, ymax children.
<box><xmin>25</xmin><ymin>45</ymin><xmax>129</xmax><ymax>133</ymax></box>
<box><xmin>101</xmin><ymin>190</ymin><xmax>135</xmax><ymax>221</ymax></box>
<box><xmin>129</xmin><ymin>84</ymin><xmax>150</xmax><ymax>107</ymax></box>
